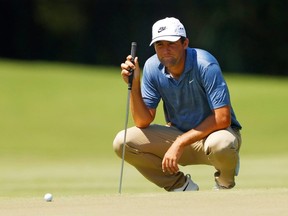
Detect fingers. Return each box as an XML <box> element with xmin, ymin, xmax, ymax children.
<box><xmin>134</xmin><ymin>56</ymin><xmax>139</xmax><ymax>69</ymax></box>
<box><xmin>162</xmin><ymin>143</ymin><xmax>183</xmax><ymax>174</ymax></box>
<box><xmin>162</xmin><ymin>157</ymin><xmax>179</xmax><ymax>174</ymax></box>
<box><xmin>121</xmin><ymin>55</ymin><xmax>136</xmax><ymax>72</ymax></box>
<box><xmin>121</xmin><ymin>55</ymin><xmax>139</xmax><ymax>84</ymax></box>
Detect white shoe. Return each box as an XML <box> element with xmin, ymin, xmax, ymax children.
<box><xmin>172</xmin><ymin>174</ymin><xmax>199</xmax><ymax>192</ymax></box>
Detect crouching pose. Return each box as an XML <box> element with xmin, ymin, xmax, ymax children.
<box><xmin>113</xmin><ymin>17</ymin><xmax>242</xmax><ymax>191</ymax></box>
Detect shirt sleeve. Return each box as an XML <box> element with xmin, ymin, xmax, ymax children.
<box><xmin>141</xmin><ymin>63</ymin><xmax>161</xmax><ymax>109</ymax></box>
<box><xmin>201</xmin><ymin>63</ymin><xmax>231</xmax><ymax>110</ymax></box>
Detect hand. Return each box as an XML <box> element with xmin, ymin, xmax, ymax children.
<box><xmin>162</xmin><ymin>142</ymin><xmax>184</xmax><ymax>174</ymax></box>
<box><xmin>120</xmin><ymin>55</ymin><xmax>140</xmax><ymax>85</ymax></box>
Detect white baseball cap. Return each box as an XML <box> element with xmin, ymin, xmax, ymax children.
<box><xmin>149</xmin><ymin>17</ymin><xmax>186</xmax><ymax>46</ymax></box>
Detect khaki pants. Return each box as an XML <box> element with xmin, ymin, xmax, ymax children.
<box><xmin>113</xmin><ymin>124</ymin><xmax>242</xmax><ymax>191</ymax></box>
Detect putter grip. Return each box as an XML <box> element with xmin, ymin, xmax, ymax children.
<box><xmin>128</xmin><ymin>42</ymin><xmax>137</xmax><ymax>90</ymax></box>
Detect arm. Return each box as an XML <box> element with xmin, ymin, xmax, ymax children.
<box><xmin>121</xmin><ymin>56</ymin><xmax>156</xmax><ymax>128</ymax></box>
<box><xmin>162</xmin><ymin>105</ymin><xmax>231</xmax><ymax>174</ymax></box>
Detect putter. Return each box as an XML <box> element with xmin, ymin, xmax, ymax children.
<box><xmin>119</xmin><ymin>42</ymin><xmax>137</xmax><ymax>194</ymax></box>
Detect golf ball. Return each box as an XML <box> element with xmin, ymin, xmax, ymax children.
<box><xmin>44</xmin><ymin>193</ymin><xmax>53</xmax><ymax>202</ymax></box>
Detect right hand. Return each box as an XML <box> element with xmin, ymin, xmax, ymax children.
<box><xmin>120</xmin><ymin>55</ymin><xmax>140</xmax><ymax>85</ymax></box>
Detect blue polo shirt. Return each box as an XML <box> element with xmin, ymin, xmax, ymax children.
<box><xmin>141</xmin><ymin>48</ymin><xmax>242</xmax><ymax>132</ymax></box>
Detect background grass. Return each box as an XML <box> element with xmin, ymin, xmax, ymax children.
<box><xmin>0</xmin><ymin>59</ymin><xmax>288</xmax><ymax>198</ymax></box>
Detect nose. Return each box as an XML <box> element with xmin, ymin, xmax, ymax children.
<box><xmin>162</xmin><ymin>44</ymin><xmax>171</xmax><ymax>54</ymax></box>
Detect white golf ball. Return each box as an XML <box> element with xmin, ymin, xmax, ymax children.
<box><xmin>44</xmin><ymin>193</ymin><xmax>53</xmax><ymax>202</ymax></box>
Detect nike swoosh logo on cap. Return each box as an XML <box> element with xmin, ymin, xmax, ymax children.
<box><xmin>158</xmin><ymin>26</ymin><xmax>166</xmax><ymax>33</ymax></box>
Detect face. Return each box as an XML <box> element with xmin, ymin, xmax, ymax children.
<box><xmin>154</xmin><ymin>38</ymin><xmax>188</xmax><ymax>68</ymax></box>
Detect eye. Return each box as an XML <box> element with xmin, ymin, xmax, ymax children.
<box><xmin>155</xmin><ymin>42</ymin><xmax>164</xmax><ymax>48</ymax></box>
<box><xmin>156</xmin><ymin>41</ymin><xmax>163</xmax><ymax>46</ymax></box>
<box><xmin>168</xmin><ymin>41</ymin><xmax>177</xmax><ymax>46</ymax></box>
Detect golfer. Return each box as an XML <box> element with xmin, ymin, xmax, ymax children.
<box><xmin>113</xmin><ymin>17</ymin><xmax>242</xmax><ymax>191</ymax></box>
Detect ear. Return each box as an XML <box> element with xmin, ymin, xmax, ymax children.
<box><xmin>184</xmin><ymin>38</ymin><xmax>189</xmax><ymax>49</ymax></box>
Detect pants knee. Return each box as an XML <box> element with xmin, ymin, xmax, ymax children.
<box><xmin>204</xmin><ymin>129</ymin><xmax>239</xmax><ymax>156</ymax></box>
<box><xmin>205</xmin><ymin>132</ymin><xmax>239</xmax><ymax>172</ymax></box>
<box><xmin>113</xmin><ymin>130</ymin><xmax>125</xmax><ymax>158</ymax></box>
<box><xmin>207</xmin><ymin>139</ymin><xmax>236</xmax><ymax>156</ymax></box>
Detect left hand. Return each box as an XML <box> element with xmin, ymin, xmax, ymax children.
<box><xmin>162</xmin><ymin>142</ymin><xmax>184</xmax><ymax>174</ymax></box>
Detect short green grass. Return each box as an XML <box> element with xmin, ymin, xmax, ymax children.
<box><xmin>1</xmin><ymin>189</ymin><xmax>287</xmax><ymax>216</ymax></box>
<box><xmin>0</xmin><ymin>61</ymin><xmax>123</xmax><ymax>159</ymax></box>
<box><xmin>0</xmin><ymin>59</ymin><xmax>288</xmax><ymax>198</ymax></box>
<box><xmin>225</xmin><ymin>74</ymin><xmax>288</xmax><ymax>156</ymax></box>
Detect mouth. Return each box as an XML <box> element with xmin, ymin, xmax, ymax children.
<box><xmin>162</xmin><ymin>54</ymin><xmax>174</xmax><ymax>59</ymax></box>
<box><xmin>159</xmin><ymin>56</ymin><xmax>177</xmax><ymax>67</ymax></box>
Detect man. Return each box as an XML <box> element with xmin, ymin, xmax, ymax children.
<box><xmin>113</xmin><ymin>17</ymin><xmax>242</xmax><ymax>191</ymax></box>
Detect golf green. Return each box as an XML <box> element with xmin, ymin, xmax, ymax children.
<box><xmin>0</xmin><ymin>59</ymin><xmax>287</xmax><ymax>215</ymax></box>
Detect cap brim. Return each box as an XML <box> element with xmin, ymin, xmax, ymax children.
<box><xmin>149</xmin><ymin>36</ymin><xmax>181</xmax><ymax>46</ymax></box>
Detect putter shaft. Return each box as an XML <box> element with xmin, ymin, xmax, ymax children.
<box><xmin>118</xmin><ymin>42</ymin><xmax>137</xmax><ymax>194</ymax></box>
<box><xmin>118</xmin><ymin>89</ymin><xmax>131</xmax><ymax>194</ymax></box>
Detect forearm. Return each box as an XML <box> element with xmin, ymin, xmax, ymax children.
<box><xmin>175</xmin><ymin>106</ymin><xmax>231</xmax><ymax>148</ymax></box>
<box><xmin>130</xmin><ymin>81</ymin><xmax>154</xmax><ymax>128</ymax></box>
<box><xmin>120</xmin><ymin>56</ymin><xmax>154</xmax><ymax>128</ymax></box>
